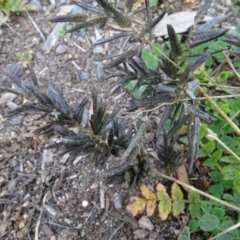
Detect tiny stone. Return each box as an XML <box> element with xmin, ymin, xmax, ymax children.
<box><xmin>138</xmin><ymin>216</ymin><xmax>154</xmax><ymax>231</ymax></box>
<box><xmin>133</xmin><ymin>229</ymin><xmax>148</xmax><ymax>239</ymax></box>
<box><xmin>80</xmin><ymin>72</ymin><xmax>90</xmax><ymax>80</ymax></box>
<box><xmin>81</xmin><ymin>231</ymin><xmax>85</xmax><ymax>237</ymax></box>
<box><xmin>10</xmin><ymin>116</ymin><xmax>22</xmax><ymax>125</ymax></box>
<box><xmin>7</xmin><ymin>101</ymin><xmax>19</xmax><ymax>110</ymax></box>
<box><xmin>56</xmin><ymin>44</ymin><xmax>68</xmax><ymax>54</ymax></box>
<box><xmin>93</xmin><ymin>46</ymin><xmax>104</xmax><ymax>54</ymax></box>
<box><xmin>82</xmin><ymin>200</ymin><xmax>88</xmax><ymax>208</ymax></box>
<box><xmin>113</xmin><ymin>192</ymin><xmax>122</xmax><ymax>209</ymax></box>
<box><xmin>149</xmin><ymin>231</ymin><xmax>159</xmax><ymax>239</ymax></box>
<box><xmin>36</xmin><ymin>51</ymin><xmax>43</xmax><ymax>59</ymax></box>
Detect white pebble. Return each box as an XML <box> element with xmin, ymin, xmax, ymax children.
<box><xmin>82</xmin><ymin>200</ymin><xmax>88</xmax><ymax>208</ymax></box>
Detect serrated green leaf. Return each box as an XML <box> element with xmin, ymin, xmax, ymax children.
<box><xmin>188</xmin><ymin>219</ymin><xmax>199</xmax><ymax>231</ymax></box>
<box><xmin>125</xmin><ymin>80</ymin><xmax>138</xmax><ymax>91</ymax></box>
<box><xmin>177</xmin><ymin>226</ymin><xmax>191</xmax><ymax>240</ymax></box>
<box><xmin>171</xmin><ymin>183</ymin><xmax>184</xmax><ymax>217</ymax></box>
<box><xmin>190</xmin><ymin>205</ymin><xmax>200</xmax><ymax>218</ymax></box>
<box><xmin>210</xmin><ymin>171</ymin><xmax>222</xmax><ymax>182</ymax></box>
<box><xmin>188</xmin><ymin>191</ymin><xmax>201</xmax><ymax>206</ymax></box>
<box><xmin>203</xmin><ymin>150</ymin><xmax>222</xmax><ymax>168</ymax></box>
<box><xmin>132</xmin><ymin>85</ymin><xmax>147</xmax><ymax>99</ymax></box>
<box><xmin>200</xmin><ymin>141</ymin><xmax>216</xmax><ymax>157</ymax></box>
<box><xmin>199</xmin><ymin>213</ymin><xmax>219</xmax><ymax>231</ymax></box>
<box><xmin>156</xmin><ymin>183</ymin><xmax>171</xmax><ymax>220</ymax></box>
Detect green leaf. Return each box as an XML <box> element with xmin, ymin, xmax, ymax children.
<box><xmin>188</xmin><ymin>219</ymin><xmax>199</xmax><ymax>231</ymax></box>
<box><xmin>142</xmin><ymin>47</ymin><xmax>158</xmax><ymax>70</ymax></box>
<box><xmin>171</xmin><ymin>183</ymin><xmax>185</xmax><ymax>217</ymax></box>
<box><xmin>199</xmin><ymin>124</ymin><xmax>207</xmax><ymax>140</ymax></box>
<box><xmin>199</xmin><ymin>213</ymin><xmax>219</xmax><ymax>232</ymax></box>
<box><xmin>233</xmin><ymin>193</ymin><xmax>240</xmax><ymax>206</ymax></box>
<box><xmin>190</xmin><ymin>205</ymin><xmax>200</xmax><ymax>219</ymax></box>
<box><xmin>219</xmin><ymin>71</ymin><xmax>234</xmax><ymax>82</ymax></box>
<box><xmin>219</xmin><ymin>156</ymin><xmax>239</xmax><ymax>164</ymax></box>
<box><xmin>15</xmin><ymin>52</ymin><xmax>24</xmax><ymax>59</ymax></box>
<box><xmin>177</xmin><ymin>226</ymin><xmax>191</xmax><ymax>240</ymax></box>
<box><xmin>209</xmin><ymin>183</ymin><xmax>223</xmax><ymax>198</ymax></box>
<box><xmin>153</xmin><ymin>43</ymin><xmax>163</xmax><ymax>57</ymax></box>
<box><xmin>203</xmin><ymin>150</ymin><xmax>222</xmax><ymax>168</ymax></box>
<box><xmin>220</xmin><ymin>220</ymin><xmax>239</xmax><ymax>238</ymax></box>
<box><xmin>210</xmin><ymin>171</ymin><xmax>223</xmax><ymax>183</ymax></box>
<box><xmin>200</xmin><ymin>141</ymin><xmax>216</xmax><ymax>157</ymax></box>
<box><xmin>132</xmin><ymin>85</ymin><xmax>147</xmax><ymax>99</ymax></box>
<box><xmin>125</xmin><ymin>80</ymin><xmax>138</xmax><ymax>91</ymax></box>
<box><xmin>213</xmin><ymin>207</ymin><xmax>225</xmax><ymax>219</ymax></box>
<box><xmin>222</xmin><ymin>194</ymin><xmax>233</xmax><ymax>201</ymax></box>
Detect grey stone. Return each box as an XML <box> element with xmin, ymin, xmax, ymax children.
<box><xmin>149</xmin><ymin>231</ymin><xmax>158</xmax><ymax>239</ymax></box>
<box><xmin>10</xmin><ymin>116</ymin><xmax>22</xmax><ymax>125</ymax></box>
<box><xmin>113</xmin><ymin>192</ymin><xmax>122</xmax><ymax>209</ymax></box>
<box><xmin>138</xmin><ymin>216</ymin><xmax>154</xmax><ymax>231</ymax></box>
<box><xmin>80</xmin><ymin>72</ymin><xmax>90</xmax><ymax>80</ymax></box>
<box><xmin>133</xmin><ymin>229</ymin><xmax>148</xmax><ymax>239</ymax></box>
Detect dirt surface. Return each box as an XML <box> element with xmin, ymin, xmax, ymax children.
<box><xmin>0</xmin><ymin>0</ymin><xmax>235</xmax><ymax>239</ymax></box>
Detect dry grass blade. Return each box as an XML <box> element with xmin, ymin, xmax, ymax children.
<box><xmin>48</xmin><ymin>13</ymin><xmax>88</xmax><ymax>23</ymax></box>
<box><xmin>104</xmin><ymin>47</ymin><xmax>138</xmax><ymax>69</ymax></box>
<box><xmin>197</xmin><ymin>16</ymin><xmax>224</xmax><ymax>31</ymax></box>
<box><xmin>141</xmin><ymin>12</ymin><xmax>165</xmax><ymax>35</ymax></box>
<box><xmin>186</xmin><ymin>29</ymin><xmax>228</xmax><ymax>48</ymax></box>
<box><xmin>187</xmin><ymin>115</ymin><xmax>200</xmax><ymax>173</ymax></box>
<box><xmin>129</xmin><ymin>93</ymin><xmax>176</xmax><ymax>111</ymax></box>
<box><xmin>94</xmin><ymin>32</ymin><xmax>133</xmax><ymax>45</ymax></box>
<box><xmin>96</xmin><ymin>0</ymin><xmax>131</xmax><ymax>27</ymax></box>
<box><xmin>73</xmin><ymin>0</ymin><xmax>105</xmax><ymax>14</ymax></box>
<box><xmin>167</xmin><ymin>24</ymin><xmax>183</xmax><ymax>58</ymax></box>
<box><xmin>144</xmin><ymin>0</ymin><xmax>151</xmax><ymax>23</ymax></box>
<box><xmin>126</xmin><ymin>0</ymin><xmax>136</xmax><ymax>13</ymax></box>
<box><xmin>223</xmin><ymin>31</ymin><xmax>240</xmax><ymax>47</ymax></box>
<box><xmin>195</xmin><ymin>0</ymin><xmax>212</xmax><ymax>23</ymax></box>
<box><xmin>66</xmin><ymin>16</ymin><xmax>108</xmax><ymax>33</ymax></box>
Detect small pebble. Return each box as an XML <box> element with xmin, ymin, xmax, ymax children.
<box><xmin>138</xmin><ymin>216</ymin><xmax>154</xmax><ymax>231</ymax></box>
<box><xmin>82</xmin><ymin>200</ymin><xmax>88</xmax><ymax>207</ymax></box>
<box><xmin>80</xmin><ymin>72</ymin><xmax>90</xmax><ymax>80</ymax></box>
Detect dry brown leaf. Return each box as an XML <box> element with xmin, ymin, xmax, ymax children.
<box><xmin>176</xmin><ymin>165</ymin><xmax>190</xmax><ymax>192</ymax></box>
<box><xmin>140</xmin><ymin>184</ymin><xmax>156</xmax><ymax>200</ymax></box>
<box><xmin>146</xmin><ymin>200</ymin><xmax>156</xmax><ymax>217</ymax></box>
<box><xmin>126</xmin><ymin>196</ymin><xmax>146</xmax><ymax>217</ymax></box>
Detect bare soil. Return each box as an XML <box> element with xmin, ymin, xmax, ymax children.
<box><xmin>0</xmin><ymin>0</ymin><xmax>235</xmax><ymax>239</ymax></box>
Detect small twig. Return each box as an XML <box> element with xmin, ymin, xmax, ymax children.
<box><xmin>222</xmin><ymin>50</ymin><xmax>240</xmax><ymax>82</ymax></box>
<box><xmin>100</xmin><ymin>182</ymin><xmax>105</xmax><ymax>209</ymax></box>
<box><xmin>206</xmin><ymin>128</ymin><xmax>240</xmax><ymax>162</ymax></box>
<box><xmin>26</xmin><ymin>12</ymin><xmax>45</xmax><ymax>42</ymax></box>
<box><xmin>2</xmin><ymin>21</ymin><xmax>22</xmax><ymax>38</ymax></box>
<box><xmin>199</xmin><ymin>86</ymin><xmax>240</xmax><ymax>135</ymax></box>
<box><xmin>153</xmin><ymin>169</ymin><xmax>240</xmax><ymax>212</ymax></box>
<box><xmin>209</xmin><ymin>221</ymin><xmax>240</xmax><ymax>240</ymax></box>
<box><xmin>108</xmin><ymin>222</ymin><xmax>125</xmax><ymax>240</ymax></box>
<box><xmin>35</xmin><ymin>192</ymin><xmax>49</xmax><ymax>240</ymax></box>
<box><xmin>121</xmin><ymin>119</ymin><xmax>149</xmax><ymax>162</ymax></box>
<box><xmin>41</xmin><ymin>221</ymin><xmax>81</xmax><ymax>230</ymax></box>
